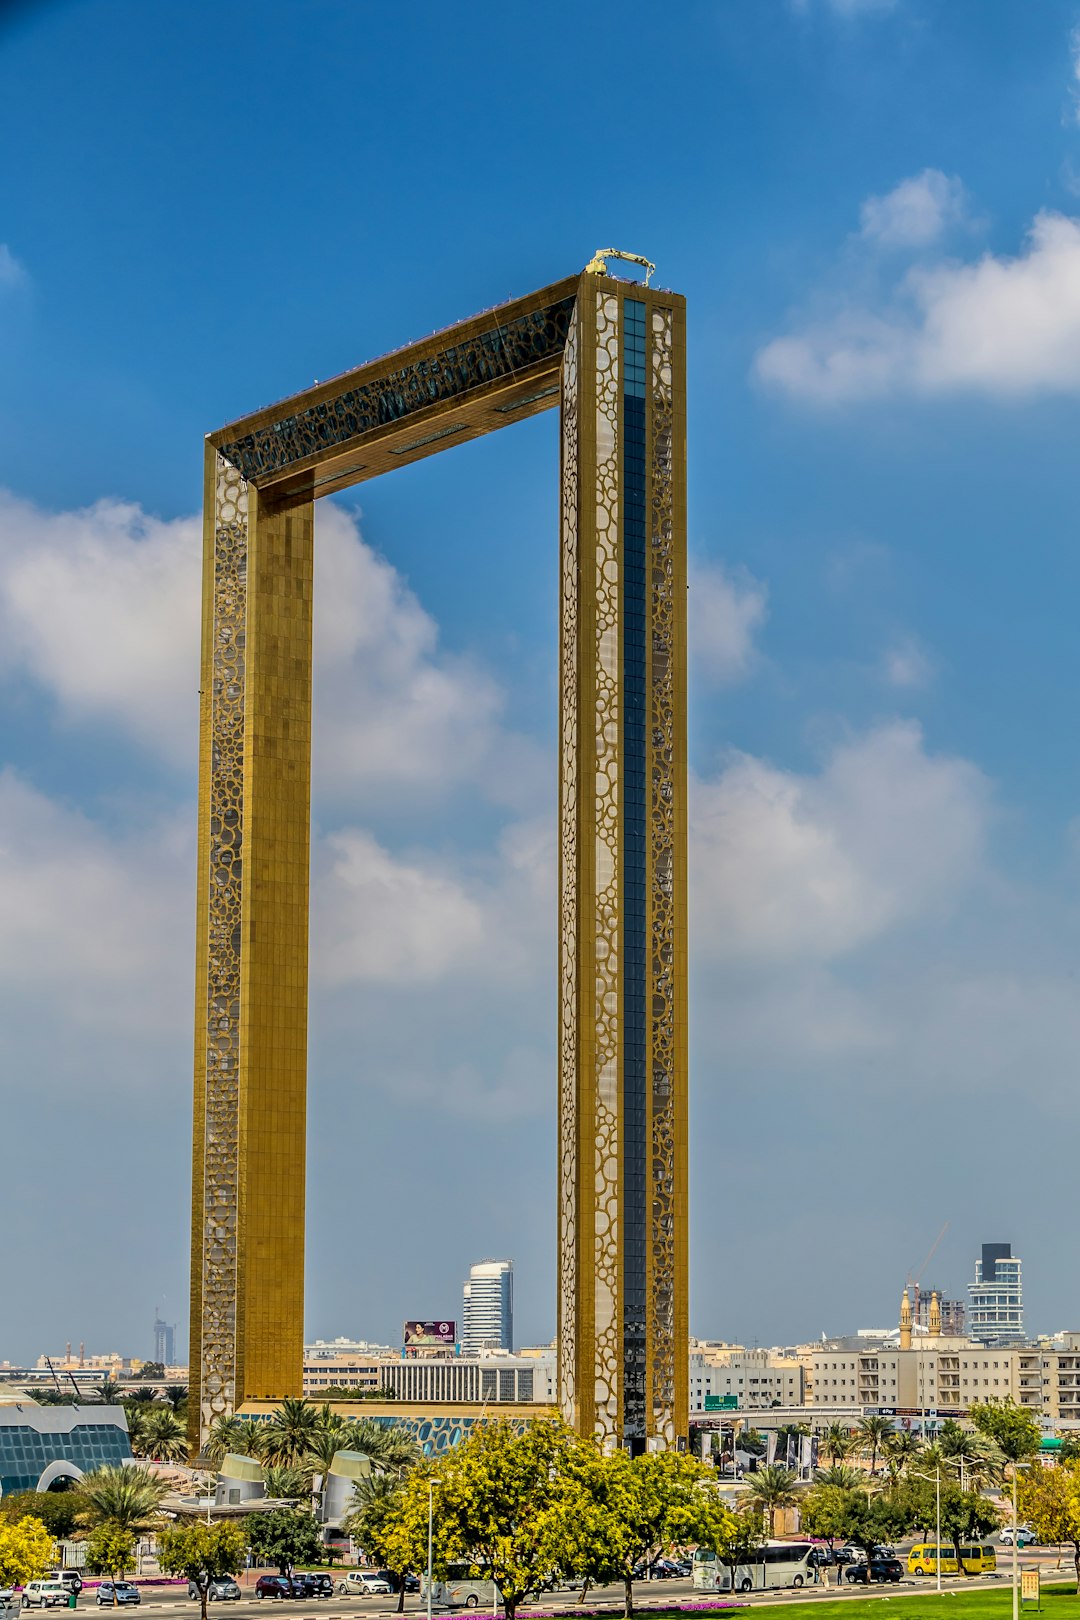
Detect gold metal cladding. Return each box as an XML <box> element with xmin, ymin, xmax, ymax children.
<box><xmin>193</xmin><ymin>267</ymin><xmax>687</xmax><ymax>1454</ymax></box>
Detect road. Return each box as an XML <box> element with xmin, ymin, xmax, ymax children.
<box><xmin>67</xmin><ymin>1550</ymin><xmax>1076</xmax><ymax>1620</ymax></box>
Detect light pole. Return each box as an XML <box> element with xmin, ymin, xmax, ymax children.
<box><xmin>427</xmin><ymin>1478</ymin><xmax>434</xmax><ymax>1620</ymax></box>
<box><xmin>1011</xmin><ymin>1463</ymin><xmax>1031</xmax><ymax>1620</ymax></box>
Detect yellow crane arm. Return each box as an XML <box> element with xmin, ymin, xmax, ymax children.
<box><xmin>584</xmin><ymin>248</ymin><xmax>656</xmax><ymax>286</ymax></box>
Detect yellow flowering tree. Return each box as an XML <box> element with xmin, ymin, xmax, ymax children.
<box><xmin>0</xmin><ymin>1516</ymin><xmax>56</xmax><ymax>1589</ymax></box>
<box><xmin>1018</xmin><ymin>1462</ymin><xmax>1080</xmax><ymax>1586</ymax></box>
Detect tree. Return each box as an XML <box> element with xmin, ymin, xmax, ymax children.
<box><xmin>857</xmin><ymin>1416</ymin><xmax>894</xmax><ymax>1475</ymax></box>
<box><xmin>740</xmin><ymin>1464</ymin><xmax>800</xmax><ymax>1535</ymax></box>
<box><xmin>901</xmin><ymin>1474</ymin><xmax>993</xmax><ymax>1574</ymax></box>
<box><xmin>0</xmin><ymin>1517</ymin><xmax>55</xmax><ymax>1590</ymax></box>
<box><xmin>204</xmin><ymin>1415</ymin><xmax>263</xmax><ymax>1469</ymax></box>
<box><xmin>260</xmin><ymin>1399</ymin><xmax>318</xmax><ymax>1469</ymax></box>
<box><xmin>0</xmin><ymin>1491</ymin><xmax>79</xmax><ymax>1538</ymax></box>
<box><xmin>708</xmin><ymin>1506</ymin><xmax>764</xmax><ymax>1593</ymax></box>
<box><xmin>164</xmin><ymin>1386</ymin><xmax>188</xmax><ymax>1412</ymax></box>
<box><xmin>85</xmin><ymin>1524</ymin><xmax>136</xmax><ymax>1587</ymax></box>
<box><xmin>772</xmin><ymin>1425</ymin><xmax>809</xmax><ymax>1469</ymax></box>
<box><xmin>938</xmin><ymin>1424</ymin><xmax>1005</xmax><ymax>1491</ymax></box>
<box><xmin>142</xmin><ymin>1408</ymin><xmax>188</xmax><ymax>1463</ymax></box>
<box><xmin>821</xmin><ymin>1424</ymin><xmax>855</xmax><ymax>1465</ymax></box>
<box><xmin>800</xmin><ymin>1484</ymin><xmax>860</xmax><ymax>1551</ymax></box>
<box><xmin>262</xmin><ymin>1467</ymin><xmax>308</xmax><ymax>1501</ymax></box>
<box><xmin>1018</xmin><ymin>1461</ymin><xmax>1080</xmax><ymax>1585</ymax></box>
<box><xmin>737</xmin><ymin>1429</ymin><xmax>766</xmax><ymax>1460</ymax></box>
<box><xmin>74</xmin><ymin>1465</ymin><xmax>169</xmax><ymax>1534</ymax></box>
<box><xmin>812</xmin><ymin>1465</ymin><xmax>864</xmax><ymax>1491</ymax></box>
<box><xmin>882</xmin><ymin>1428</ymin><xmax>922</xmax><ymax>1487</ymax></box>
<box><xmin>555</xmin><ymin>1447</ymin><xmax>735</xmax><ymax>1617</ymax></box>
<box><xmin>95</xmin><ymin>1380</ymin><xmax>123</xmax><ymax>1404</ymax></box>
<box><xmin>246</xmin><ymin>1506</ymin><xmax>322</xmax><ymax>1574</ymax></box>
<box><xmin>970</xmin><ymin>1400</ymin><xmax>1042</xmax><ymax>1464</ymax></box>
<box><xmin>803</xmin><ymin>1485</ymin><xmax>912</xmax><ymax>1568</ymax></box>
<box><xmin>343</xmin><ymin>1480</ymin><xmax>413</xmax><ymax>1613</ymax></box>
<box><xmin>159</xmin><ymin>1522</ymin><xmax>249</xmax><ymax>1620</ymax></box>
<box><xmin>127</xmin><ymin>1387</ymin><xmax>158</xmax><ymax>1405</ymax></box>
<box><xmin>424</xmin><ymin>1419</ymin><xmax>587</xmax><ymax>1620</ymax></box>
<box><xmin>140</xmin><ymin>1364</ymin><xmax>166</xmax><ymax>1381</ymax></box>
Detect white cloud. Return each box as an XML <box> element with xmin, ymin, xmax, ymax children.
<box><xmin>881</xmin><ymin>634</ymin><xmax>934</xmax><ymax>689</ymax></box>
<box><xmin>756</xmin><ymin>209</ymin><xmax>1080</xmax><ymax>402</ymax></box>
<box><xmin>0</xmin><ymin>244</ymin><xmax>27</xmax><ymax>290</ymax></box>
<box><xmin>0</xmin><ymin>768</ymin><xmax>191</xmax><ymax>1034</ymax></box>
<box><xmin>689</xmin><ymin>561</ymin><xmax>768</xmax><ymax>685</ymax></box>
<box><xmin>0</xmin><ymin>488</ymin><xmax>529</xmax><ymax>802</ymax></box>
<box><xmin>859</xmin><ymin>169</ymin><xmax>967</xmax><ymax>248</ymax></box>
<box><xmin>691</xmin><ymin>720</ymin><xmax>989</xmax><ymax>965</ymax></box>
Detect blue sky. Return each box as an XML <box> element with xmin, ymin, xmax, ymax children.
<box><xmin>3</xmin><ymin>0</ymin><xmax>1080</xmax><ymax>1365</ymax></box>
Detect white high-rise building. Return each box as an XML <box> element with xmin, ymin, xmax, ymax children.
<box><xmin>461</xmin><ymin>1260</ymin><xmax>513</xmax><ymax>1354</ymax></box>
<box><xmin>969</xmin><ymin>1243</ymin><xmax>1024</xmax><ymax>1345</ymax></box>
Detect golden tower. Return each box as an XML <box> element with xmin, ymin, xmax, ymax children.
<box><xmin>899</xmin><ymin>1286</ymin><xmax>913</xmax><ymax>1350</ymax></box>
<box><xmin>190</xmin><ymin>264</ymin><xmax>688</xmax><ymax>1455</ymax></box>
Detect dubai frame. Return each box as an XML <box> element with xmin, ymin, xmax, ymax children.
<box><xmin>189</xmin><ymin>257</ymin><xmax>688</xmax><ymax>1457</ymax></box>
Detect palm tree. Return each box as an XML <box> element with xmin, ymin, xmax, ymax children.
<box><xmin>127</xmin><ymin>1386</ymin><xmax>158</xmax><ymax>1405</ymax></box>
<box><xmin>95</xmin><ymin>1379</ymin><xmax>123</xmax><ymax>1404</ymax></box>
<box><xmin>74</xmin><ymin>1464</ymin><xmax>169</xmax><ymax>1533</ymax></box>
<box><xmin>741</xmin><ymin>1464</ymin><xmax>801</xmax><ymax>1536</ymax></box>
<box><xmin>260</xmin><ymin>1397</ymin><xmax>318</xmax><ymax>1468</ymax></box>
<box><xmin>262</xmin><ymin>1465</ymin><xmax>307</xmax><ymax>1500</ymax></box>
<box><xmin>164</xmin><ymin>1386</ymin><xmax>188</xmax><ymax>1411</ymax></box>
<box><xmin>204</xmin><ymin>1414</ymin><xmax>264</xmax><ymax>1469</ymax></box>
<box><xmin>881</xmin><ymin>1427</ymin><xmax>922</xmax><ymax>1490</ymax></box>
<box><xmin>142</xmin><ymin>1408</ymin><xmax>188</xmax><ymax>1463</ymax></box>
<box><xmin>812</xmin><ymin>1463</ymin><xmax>865</xmax><ymax>1490</ymax></box>
<box><xmin>125</xmin><ymin>1407</ymin><xmax>151</xmax><ymax>1458</ymax></box>
<box><xmin>857</xmin><ymin>1415</ymin><xmax>893</xmax><ymax>1475</ymax></box>
<box><xmin>939</xmin><ymin>1425</ymin><xmax>1005</xmax><ymax>1490</ymax></box>
<box><xmin>344</xmin><ymin>1419</ymin><xmax>421</xmax><ymax>1477</ymax></box>
<box><xmin>822</xmin><ymin>1423</ymin><xmax>855</xmax><ymax>1464</ymax></box>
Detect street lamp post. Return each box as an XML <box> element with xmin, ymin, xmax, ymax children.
<box><xmin>1012</xmin><ymin>1464</ymin><xmax>1031</xmax><ymax>1620</ymax></box>
<box><xmin>427</xmin><ymin>1479</ymin><xmax>434</xmax><ymax>1620</ymax></box>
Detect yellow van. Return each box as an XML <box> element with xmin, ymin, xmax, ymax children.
<box><xmin>908</xmin><ymin>1545</ymin><xmax>997</xmax><ymax>1576</ymax></box>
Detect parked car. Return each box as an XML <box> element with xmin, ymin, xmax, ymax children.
<box><xmin>47</xmin><ymin>1576</ymin><xmax>82</xmax><ymax>1597</ymax></box>
<box><xmin>255</xmin><ymin>1578</ymin><xmax>302</xmax><ymax>1601</ymax></box>
<box><xmin>22</xmin><ymin>1583</ymin><xmax>73</xmax><ymax>1609</ymax></box>
<box><xmin>832</xmin><ymin>1548</ymin><xmax>858</xmax><ymax>1566</ymax></box>
<box><xmin>373</xmin><ymin>1574</ymin><xmax>419</xmax><ymax>1595</ymax></box>
<box><xmin>1000</xmin><ymin>1528</ymin><xmax>1038</xmax><ymax>1548</ymax></box>
<box><xmin>1</xmin><ymin>1589</ymin><xmax>16</xmax><ymax>1611</ymax></box>
<box><xmin>96</xmin><ymin>1585</ymin><xmax>141</xmax><ymax>1607</ymax></box>
<box><xmin>292</xmin><ymin>1577</ymin><xmax>332</xmax><ymax>1599</ymax></box>
<box><xmin>336</xmin><ymin>1574</ymin><xmax>392</xmax><ymax>1597</ymax></box>
<box><xmin>187</xmin><ymin>1579</ymin><xmax>241</xmax><ymax>1602</ymax></box>
<box><xmin>845</xmin><ymin>1559</ymin><xmax>903</xmax><ymax>1586</ymax></box>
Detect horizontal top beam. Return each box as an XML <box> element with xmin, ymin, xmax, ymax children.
<box><xmin>207</xmin><ymin>274</ymin><xmax>583</xmax><ymax>504</ymax></box>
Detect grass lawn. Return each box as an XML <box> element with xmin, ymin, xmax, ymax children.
<box><xmin>638</xmin><ymin>1585</ymin><xmax>1079</xmax><ymax>1620</ymax></box>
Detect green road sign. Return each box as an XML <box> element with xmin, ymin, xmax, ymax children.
<box><xmin>704</xmin><ymin>1394</ymin><xmax>738</xmax><ymax>1411</ymax></box>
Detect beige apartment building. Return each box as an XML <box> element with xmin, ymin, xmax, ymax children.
<box><xmin>690</xmin><ymin>1341</ymin><xmax>805</xmax><ymax>1410</ymax></box>
<box><xmin>810</xmin><ymin>1292</ymin><xmax>1080</xmax><ymax>1423</ymax></box>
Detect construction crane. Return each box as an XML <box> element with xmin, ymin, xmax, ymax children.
<box><xmin>909</xmin><ymin>1221</ymin><xmax>950</xmax><ymax>1329</ymax></box>
<box><xmin>584</xmin><ymin>248</ymin><xmax>656</xmax><ymax>285</ymax></box>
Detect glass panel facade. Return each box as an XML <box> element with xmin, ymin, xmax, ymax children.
<box><xmin>0</xmin><ymin>1420</ymin><xmax>131</xmax><ymax>1497</ymax></box>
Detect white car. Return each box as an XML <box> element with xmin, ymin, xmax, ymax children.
<box><xmin>1000</xmin><ymin>1528</ymin><xmax>1038</xmax><ymax>1547</ymax></box>
<box><xmin>337</xmin><ymin>1573</ymin><xmax>392</xmax><ymax>1597</ymax></box>
<box><xmin>21</xmin><ymin>1583</ymin><xmax>71</xmax><ymax>1609</ymax></box>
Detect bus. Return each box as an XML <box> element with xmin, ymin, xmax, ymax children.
<box><xmin>421</xmin><ymin>1567</ymin><xmax>501</xmax><ymax>1610</ymax></box>
<box><xmin>907</xmin><ymin>1545</ymin><xmax>997</xmax><ymax>1577</ymax></box>
<box><xmin>693</xmin><ymin>1542</ymin><xmax>815</xmax><ymax>1593</ymax></box>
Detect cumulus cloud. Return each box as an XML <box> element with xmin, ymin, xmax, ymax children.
<box><xmin>859</xmin><ymin>169</ymin><xmax>967</xmax><ymax>248</ymax></box>
<box><xmin>0</xmin><ymin>768</ymin><xmax>191</xmax><ymax>1034</ymax></box>
<box><xmin>689</xmin><ymin>561</ymin><xmax>768</xmax><ymax>685</ymax></box>
<box><xmin>756</xmin><ymin>208</ymin><xmax>1080</xmax><ymax>402</ymax></box>
<box><xmin>0</xmin><ymin>488</ymin><xmax>531</xmax><ymax>801</ymax></box>
<box><xmin>691</xmin><ymin>720</ymin><xmax>989</xmax><ymax>965</ymax></box>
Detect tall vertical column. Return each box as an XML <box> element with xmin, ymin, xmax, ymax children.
<box><xmin>190</xmin><ymin>446</ymin><xmax>313</xmax><ymax>1455</ymax></box>
<box><xmin>558</xmin><ymin>274</ymin><xmax>688</xmax><ymax>1450</ymax></box>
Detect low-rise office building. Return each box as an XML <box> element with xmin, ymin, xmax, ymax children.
<box><xmin>0</xmin><ymin>1393</ymin><xmax>131</xmax><ymax>1496</ymax></box>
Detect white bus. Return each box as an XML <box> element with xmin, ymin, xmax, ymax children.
<box><xmin>421</xmin><ymin>1567</ymin><xmax>501</xmax><ymax>1610</ymax></box>
<box><xmin>693</xmin><ymin>1542</ymin><xmax>814</xmax><ymax>1593</ymax></box>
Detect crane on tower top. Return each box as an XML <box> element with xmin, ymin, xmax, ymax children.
<box><xmin>908</xmin><ymin>1221</ymin><xmax>950</xmax><ymax>1329</ymax></box>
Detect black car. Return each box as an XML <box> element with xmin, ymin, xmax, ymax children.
<box><xmin>96</xmin><ymin>1585</ymin><xmax>141</xmax><ymax>1607</ymax></box>
<box><xmin>293</xmin><ymin>1576</ymin><xmax>332</xmax><ymax>1599</ymax></box>
<box><xmin>373</xmin><ymin>1574</ymin><xmax>420</xmax><ymax>1595</ymax></box>
<box><xmin>845</xmin><ymin>1559</ymin><xmax>903</xmax><ymax>1585</ymax></box>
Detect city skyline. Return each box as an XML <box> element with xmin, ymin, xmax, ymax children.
<box><xmin>5</xmin><ymin>0</ymin><xmax>1080</xmax><ymax>1363</ymax></box>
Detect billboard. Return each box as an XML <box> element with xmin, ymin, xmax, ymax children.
<box><xmin>404</xmin><ymin>1319</ymin><xmax>456</xmax><ymax>1348</ymax></box>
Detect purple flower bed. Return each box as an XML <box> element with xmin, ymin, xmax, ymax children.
<box><xmin>515</xmin><ymin>1605</ymin><xmax>745</xmax><ymax>1618</ymax></box>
